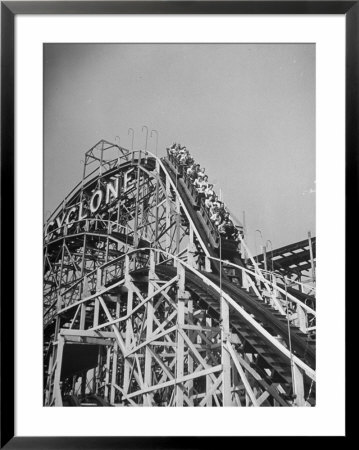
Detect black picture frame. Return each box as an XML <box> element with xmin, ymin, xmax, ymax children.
<box><xmin>1</xmin><ymin>1</ymin><xmax>353</xmax><ymax>447</ymax></box>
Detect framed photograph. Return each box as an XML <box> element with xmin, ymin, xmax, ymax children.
<box><xmin>1</xmin><ymin>1</ymin><xmax>353</xmax><ymax>447</ymax></box>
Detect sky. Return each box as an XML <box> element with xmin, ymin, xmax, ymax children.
<box><xmin>44</xmin><ymin>43</ymin><xmax>315</xmax><ymax>254</ymax></box>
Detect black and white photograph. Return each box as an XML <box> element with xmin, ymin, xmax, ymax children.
<box><xmin>43</xmin><ymin>43</ymin><xmax>316</xmax><ymax>407</ymax></box>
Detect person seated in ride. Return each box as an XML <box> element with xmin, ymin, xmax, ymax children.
<box><xmin>187</xmin><ymin>163</ymin><xmax>197</xmax><ymax>180</ymax></box>
<box><xmin>211</xmin><ymin>196</ymin><xmax>221</xmax><ymax>208</ymax></box>
<box><xmin>186</xmin><ymin>155</ymin><xmax>194</xmax><ymax>166</ymax></box>
<box><xmin>205</xmin><ymin>194</ymin><xmax>214</xmax><ymax>209</ymax></box>
<box><xmin>209</xmin><ymin>205</ymin><xmax>223</xmax><ymax>227</ymax></box>
<box><xmin>214</xmin><ymin>213</ymin><xmax>223</xmax><ymax>227</ymax></box>
<box><xmin>199</xmin><ymin>176</ymin><xmax>208</xmax><ymax>190</ymax></box>
<box><xmin>197</xmin><ymin>166</ymin><xmax>205</xmax><ymax>178</ymax></box>
<box><xmin>193</xmin><ymin>176</ymin><xmax>204</xmax><ymax>189</ymax></box>
<box><xmin>210</xmin><ymin>209</ymin><xmax>222</xmax><ymax>226</ymax></box>
<box><xmin>169</xmin><ymin>143</ymin><xmax>178</xmax><ymax>156</ymax></box>
<box><xmin>179</xmin><ymin>152</ymin><xmax>188</xmax><ymax>166</ymax></box>
<box><xmin>215</xmin><ymin>200</ymin><xmax>225</xmax><ymax>218</ymax></box>
<box><xmin>196</xmin><ymin>182</ymin><xmax>207</xmax><ymax>203</ymax></box>
<box><xmin>218</xmin><ymin>220</ymin><xmax>228</xmax><ymax>235</ymax></box>
<box><xmin>209</xmin><ymin>196</ymin><xmax>220</xmax><ymax>215</ymax></box>
<box><xmin>205</xmin><ymin>183</ymin><xmax>214</xmax><ymax>199</ymax></box>
<box><xmin>175</xmin><ymin>149</ymin><xmax>183</xmax><ymax>161</ymax></box>
<box><xmin>223</xmin><ymin>211</ymin><xmax>234</xmax><ymax>223</ymax></box>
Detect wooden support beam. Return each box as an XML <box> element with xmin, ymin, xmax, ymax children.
<box><xmin>144</xmin><ymin>250</ymin><xmax>155</xmax><ymax>406</ymax></box>
<box><xmin>126</xmin><ymin>365</ymin><xmax>222</xmax><ymax>400</ymax></box>
<box><xmin>221</xmin><ymin>291</ymin><xmax>232</xmax><ymax>406</ymax></box>
<box><xmin>226</xmin><ymin>342</ymin><xmax>259</xmax><ymax>406</ymax></box>
<box><xmin>60</xmin><ymin>329</ymin><xmax>115</xmax><ymax>338</ymax></box>
<box><xmin>53</xmin><ymin>334</ymin><xmax>64</xmax><ymax>406</ymax></box>
<box><xmin>91</xmin><ymin>276</ymin><xmax>178</xmax><ymax>332</ymax></box>
<box><xmin>123</xmin><ymin>262</ymin><xmax>133</xmax><ymax>394</ymax></box>
<box><xmin>175</xmin><ymin>263</ymin><xmax>185</xmax><ymax>406</ymax></box>
<box><xmin>104</xmin><ymin>347</ymin><xmax>111</xmax><ymax>399</ymax></box>
<box><xmin>293</xmin><ymin>363</ymin><xmax>305</xmax><ymax>406</ymax></box>
<box><xmin>63</xmin><ymin>336</ymin><xmax>113</xmax><ymax>346</ymax></box>
<box><xmin>110</xmin><ymin>303</ymin><xmax>120</xmax><ymax>404</ymax></box>
<box><xmin>125</xmin><ymin>325</ymin><xmax>177</xmax><ymax>357</ymax></box>
<box><xmin>187</xmin><ymin>298</ymin><xmax>194</xmax><ymax>404</ymax></box>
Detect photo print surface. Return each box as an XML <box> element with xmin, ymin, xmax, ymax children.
<box><xmin>43</xmin><ymin>44</ymin><xmax>315</xmax><ymax>407</ymax></box>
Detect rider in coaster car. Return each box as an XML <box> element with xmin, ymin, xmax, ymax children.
<box><xmin>177</xmin><ymin>144</ymin><xmax>188</xmax><ymax>158</ymax></box>
<box><xmin>205</xmin><ymin>194</ymin><xmax>215</xmax><ymax>209</ymax></box>
<box><xmin>216</xmin><ymin>200</ymin><xmax>225</xmax><ymax>217</ymax></box>
<box><xmin>196</xmin><ymin>182</ymin><xmax>206</xmax><ymax>204</ymax></box>
<box><xmin>179</xmin><ymin>151</ymin><xmax>189</xmax><ymax>166</ymax></box>
<box><xmin>205</xmin><ymin>183</ymin><xmax>214</xmax><ymax>198</ymax></box>
<box><xmin>197</xmin><ymin>166</ymin><xmax>205</xmax><ymax>178</ymax></box>
<box><xmin>193</xmin><ymin>176</ymin><xmax>203</xmax><ymax>190</ymax></box>
<box><xmin>218</xmin><ymin>220</ymin><xmax>228</xmax><ymax>235</ymax></box>
<box><xmin>209</xmin><ymin>196</ymin><xmax>219</xmax><ymax>215</ymax></box>
<box><xmin>186</xmin><ymin>163</ymin><xmax>197</xmax><ymax>180</ymax></box>
<box><xmin>168</xmin><ymin>143</ymin><xmax>178</xmax><ymax>156</ymax></box>
<box><xmin>187</xmin><ymin>155</ymin><xmax>194</xmax><ymax>166</ymax></box>
<box><xmin>212</xmin><ymin>212</ymin><xmax>223</xmax><ymax>227</ymax></box>
<box><xmin>199</xmin><ymin>176</ymin><xmax>208</xmax><ymax>190</ymax></box>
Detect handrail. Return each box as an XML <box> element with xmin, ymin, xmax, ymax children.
<box><xmin>254</xmin><ymin>266</ymin><xmax>316</xmax><ymax>294</ymax></box>
<box><xmin>209</xmin><ymin>256</ymin><xmax>316</xmax><ymax>316</ymax></box>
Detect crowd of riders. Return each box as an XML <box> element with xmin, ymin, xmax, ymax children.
<box><xmin>167</xmin><ymin>143</ymin><xmax>240</xmax><ymax>241</ymax></box>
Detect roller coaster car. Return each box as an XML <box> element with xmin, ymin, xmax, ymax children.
<box><xmin>218</xmin><ymin>237</ymin><xmax>240</xmax><ymax>257</ymax></box>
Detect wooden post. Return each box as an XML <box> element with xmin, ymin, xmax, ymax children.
<box><xmin>165</xmin><ymin>176</ymin><xmax>171</xmax><ymax>254</ymax></box>
<box><xmin>175</xmin><ymin>263</ymin><xmax>185</xmax><ymax>406</ymax></box>
<box><xmin>242</xmin><ymin>210</ymin><xmax>248</xmax><ymax>263</ymax></box>
<box><xmin>296</xmin><ymin>304</ymin><xmax>307</xmax><ymax>333</ymax></box>
<box><xmin>93</xmin><ymin>267</ymin><xmax>102</xmax><ymax>327</ymax></box>
<box><xmin>123</xmin><ymin>255</ymin><xmax>133</xmax><ymax>394</ymax></box>
<box><xmin>144</xmin><ymin>250</ymin><xmax>155</xmax><ymax>406</ymax></box>
<box><xmin>293</xmin><ymin>363</ymin><xmax>305</xmax><ymax>406</ymax></box>
<box><xmin>104</xmin><ymin>347</ymin><xmax>111</xmax><ymax>400</ymax></box>
<box><xmin>133</xmin><ymin>164</ymin><xmax>141</xmax><ymax>248</ymax></box>
<box><xmin>221</xmin><ymin>297</ymin><xmax>232</xmax><ymax>406</ymax></box>
<box><xmin>187</xmin><ymin>297</ymin><xmax>194</xmax><ymax>405</ymax></box>
<box><xmin>110</xmin><ymin>301</ymin><xmax>120</xmax><ymax>404</ymax></box>
<box><xmin>308</xmin><ymin>231</ymin><xmax>316</xmax><ymax>282</ymax></box>
<box><xmin>176</xmin><ymin>197</ymin><xmax>181</xmax><ymax>256</ymax></box>
<box><xmin>263</xmin><ymin>245</ymin><xmax>268</xmax><ymax>276</ymax></box>
<box><xmin>53</xmin><ymin>334</ymin><xmax>65</xmax><ymax>406</ymax></box>
<box><xmin>155</xmin><ymin>160</ymin><xmax>160</xmax><ymax>245</ymax></box>
<box><xmin>79</xmin><ymin>235</ymin><xmax>88</xmax><ymax>329</ymax></box>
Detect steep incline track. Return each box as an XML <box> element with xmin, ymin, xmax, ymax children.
<box><xmin>155</xmin><ymin>265</ymin><xmax>314</xmax><ymax>371</ymax></box>
<box><xmin>161</xmin><ymin>157</ymin><xmax>315</xmax><ymax>366</ymax></box>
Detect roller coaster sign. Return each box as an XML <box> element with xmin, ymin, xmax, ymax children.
<box><xmin>45</xmin><ymin>167</ymin><xmax>136</xmax><ymax>241</ymax></box>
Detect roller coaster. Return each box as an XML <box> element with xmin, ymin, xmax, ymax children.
<box><xmin>43</xmin><ymin>139</ymin><xmax>316</xmax><ymax>407</ymax></box>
